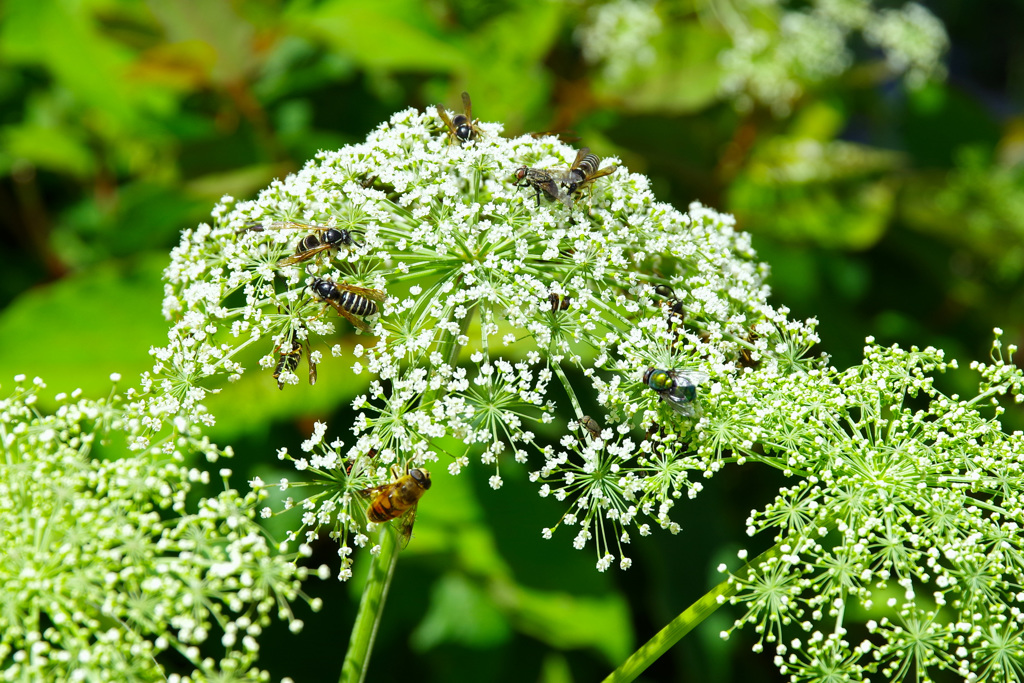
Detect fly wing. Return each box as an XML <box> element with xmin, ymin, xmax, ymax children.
<box><xmin>335</xmin><ymin>283</ymin><xmax>388</xmax><ymax>303</ymax></box>
<box><xmin>326</xmin><ymin>300</ymin><xmax>372</xmax><ymax>332</ymax></box>
<box><xmin>672</xmin><ymin>369</ymin><xmax>710</xmax><ymax>386</ymax></box>
<box><xmin>461</xmin><ymin>91</ymin><xmax>472</xmax><ymax>122</ymax></box>
<box><xmin>277</xmin><ymin>243</ymin><xmax>333</xmax><ymax>266</ymax></box>
<box><xmin>662</xmin><ymin>393</ymin><xmax>698</xmax><ymax>418</ymax></box>
<box><xmin>585</xmin><ymin>164</ymin><xmax>617</xmax><ymax>182</ymax></box>
<box><xmin>393</xmin><ymin>505</ymin><xmax>417</xmax><ymax>549</ymax></box>
<box><xmin>569</xmin><ymin>147</ymin><xmax>590</xmax><ymax>171</ymax></box>
<box><xmin>436</xmin><ymin>105</ymin><xmax>456</xmax><ymax>135</ymax></box>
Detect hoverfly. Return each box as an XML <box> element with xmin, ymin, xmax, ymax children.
<box><xmin>436</xmin><ymin>91</ymin><xmax>479</xmax><ymax>145</ymax></box>
<box><xmin>514</xmin><ymin>166</ymin><xmax>567</xmax><ymax>207</ymax></box>
<box><xmin>579</xmin><ymin>415</ymin><xmax>602</xmax><ymax>441</ymax></box>
<box><xmin>560</xmin><ymin>147</ymin><xmax>617</xmax><ymax>202</ymax></box>
<box><xmin>272</xmin><ymin>330</ymin><xmax>317</xmax><ymax>389</ymax></box>
<box><xmin>310</xmin><ymin>278</ymin><xmax>387</xmax><ymax>332</ymax></box>
<box><xmin>241</xmin><ymin>221</ymin><xmax>361</xmax><ymax>266</ymax></box>
<box><xmin>361</xmin><ymin>467</ymin><xmax>432</xmax><ymax>548</ymax></box>
<box><xmin>643</xmin><ymin>367</ymin><xmax>710</xmax><ymax>417</ymax></box>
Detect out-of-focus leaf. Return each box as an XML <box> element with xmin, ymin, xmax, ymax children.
<box><xmin>0</xmin><ymin>122</ymin><xmax>95</xmax><ymax>177</ymax></box>
<box><xmin>539</xmin><ymin>653</ymin><xmax>574</xmax><ymax>683</ymax></box>
<box><xmin>0</xmin><ymin>253</ymin><xmax>168</xmax><ymax>398</ymax></box>
<box><xmin>1</xmin><ymin>0</ymin><xmax>155</xmax><ymax>124</ymax></box>
<box><xmin>903</xmin><ymin>82</ymin><xmax>1001</xmax><ymax>167</ymax></box>
<box><xmin>253</xmin><ymin>37</ymin><xmax>357</xmax><ymax>102</ymax></box>
<box><xmin>183</xmin><ymin>162</ymin><xmax>297</xmax><ymax>202</ymax></box>
<box><xmin>457</xmin><ymin>1</ymin><xmax>565</xmax><ymax>130</ymax></box>
<box><xmin>199</xmin><ymin>333</ymin><xmax>372</xmax><ymax>441</ymax></box>
<box><xmin>411</xmin><ymin>573</ymin><xmax>512</xmax><ymax>650</ymax></box>
<box><xmin>594</xmin><ymin>24</ymin><xmax>726</xmax><ymax>115</ymax></box>
<box><xmin>729</xmin><ymin>138</ymin><xmax>904</xmax><ymax>249</ymax></box>
<box><xmin>505</xmin><ymin>584</ymin><xmax>632</xmax><ymax>664</ymax></box>
<box><xmin>901</xmin><ymin>146</ymin><xmax>1024</xmax><ymax>280</ymax></box>
<box><xmin>128</xmin><ymin>40</ymin><xmax>220</xmax><ymax>91</ymax></box>
<box><xmin>733</xmin><ymin>178</ymin><xmax>896</xmax><ymax>249</ymax></box>
<box><xmin>287</xmin><ymin>0</ymin><xmax>465</xmax><ymax>71</ymax></box>
<box><xmin>146</xmin><ymin>0</ymin><xmax>258</xmax><ymax>86</ymax></box>
<box><xmin>54</xmin><ymin>181</ymin><xmax>211</xmax><ymax>267</ymax></box>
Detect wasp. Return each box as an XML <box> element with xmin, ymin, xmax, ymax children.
<box><xmin>279</xmin><ymin>228</ymin><xmax>360</xmax><ymax>266</ymax></box>
<box><xmin>361</xmin><ymin>467</ymin><xmax>432</xmax><ymax>548</ymax></box>
<box><xmin>643</xmin><ymin>367</ymin><xmax>709</xmax><ymax>418</ymax></box>
<box><xmin>654</xmin><ymin>284</ymin><xmax>686</xmax><ymax>324</ymax></box>
<box><xmin>240</xmin><ymin>221</ymin><xmax>361</xmax><ymax>266</ymax></box>
<box><xmin>514</xmin><ymin>166</ymin><xmax>566</xmax><ymax>207</ymax></box>
<box><xmin>560</xmin><ymin>147</ymin><xmax>618</xmax><ymax>201</ymax></box>
<box><xmin>272</xmin><ymin>330</ymin><xmax>317</xmax><ymax>389</ymax></box>
<box><xmin>579</xmin><ymin>415</ymin><xmax>602</xmax><ymax>441</ymax></box>
<box><xmin>437</xmin><ymin>91</ymin><xmax>479</xmax><ymax>145</ymax></box>
<box><xmin>310</xmin><ymin>278</ymin><xmax>386</xmax><ymax>332</ymax></box>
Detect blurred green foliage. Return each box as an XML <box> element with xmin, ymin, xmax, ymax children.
<box><xmin>1</xmin><ymin>0</ymin><xmax>1022</xmax><ymax>681</ymax></box>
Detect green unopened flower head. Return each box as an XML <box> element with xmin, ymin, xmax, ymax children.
<box><xmin>0</xmin><ymin>377</ymin><xmax>324</xmax><ymax>681</ymax></box>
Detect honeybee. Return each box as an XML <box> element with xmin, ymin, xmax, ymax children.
<box><xmin>310</xmin><ymin>278</ymin><xmax>387</xmax><ymax>332</ymax></box>
<box><xmin>643</xmin><ymin>367</ymin><xmax>710</xmax><ymax>417</ymax></box>
<box><xmin>560</xmin><ymin>147</ymin><xmax>617</xmax><ymax>201</ymax></box>
<box><xmin>579</xmin><ymin>415</ymin><xmax>602</xmax><ymax>440</ymax></box>
<box><xmin>514</xmin><ymin>166</ymin><xmax>566</xmax><ymax>207</ymax></box>
<box><xmin>272</xmin><ymin>331</ymin><xmax>317</xmax><ymax>389</ymax></box>
<box><xmin>437</xmin><ymin>91</ymin><xmax>479</xmax><ymax>144</ymax></box>
<box><xmin>361</xmin><ymin>467</ymin><xmax>432</xmax><ymax>548</ymax></box>
<box><xmin>549</xmin><ymin>292</ymin><xmax>571</xmax><ymax>312</ymax></box>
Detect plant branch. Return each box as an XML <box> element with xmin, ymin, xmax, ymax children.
<box><xmin>600</xmin><ymin>541</ymin><xmax>786</xmax><ymax>683</ymax></box>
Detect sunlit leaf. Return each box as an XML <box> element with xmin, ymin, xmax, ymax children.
<box><xmin>287</xmin><ymin>0</ymin><xmax>465</xmax><ymax>71</ymax></box>
<box><xmin>0</xmin><ymin>253</ymin><xmax>167</xmax><ymax>398</ymax></box>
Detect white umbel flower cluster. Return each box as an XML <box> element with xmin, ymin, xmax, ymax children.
<box><xmin>157</xmin><ymin>105</ymin><xmax>818</xmax><ymax>577</ymax></box>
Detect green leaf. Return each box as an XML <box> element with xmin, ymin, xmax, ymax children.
<box><xmin>1</xmin><ymin>0</ymin><xmax>139</xmax><ymax>123</ymax></box>
<box><xmin>287</xmin><ymin>0</ymin><xmax>465</xmax><ymax>71</ymax></box>
<box><xmin>510</xmin><ymin>584</ymin><xmax>633</xmax><ymax>664</ymax></box>
<box><xmin>0</xmin><ymin>253</ymin><xmax>168</xmax><ymax>398</ymax></box>
<box><xmin>411</xmin><ymin>573</ymin><xmax>512</xmax><ymax>650</ymax></box>
<box><xmin>0</xmin><ymin>121</ymin><xmax>95</xmax><ymax>177</ymax></box>
<box><xmin>728</xmin><ymin>137</ymin><xmax>904</xmax><ymax>249</ymax></box>
<box><xmin>593</xmin><ymin>24</ymin><xmax>726</xmax><ymax>115</ymax></box>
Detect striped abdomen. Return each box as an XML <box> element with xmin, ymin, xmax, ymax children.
<box><xmin>335</xmin><ymin>289</ymin><xmax>378</xmax><ymax>317</ymax></box>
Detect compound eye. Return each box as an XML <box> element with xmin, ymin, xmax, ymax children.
<box><xmin>409</xmin><ymin>468</ymin><xmax>432</xmax><ymax>489</ymax></box>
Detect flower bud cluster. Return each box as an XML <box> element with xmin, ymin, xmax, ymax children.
<box><xmin>0</xmin><ymin>377</ymin><xmax>323</xmax><ymax>681</ymax></box>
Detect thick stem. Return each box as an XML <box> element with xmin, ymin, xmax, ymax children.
<box><xmin>338</xmin><ymin>526</ymin><xmax>400</xmax><ymax>683</ymax></box>
<box><xmin>600</xmin><ymin>540</ymin><xmax>787</xmax><ymax>683</ymax></box>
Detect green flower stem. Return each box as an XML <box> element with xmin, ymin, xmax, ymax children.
<box><xmin>338</xmin><ymin>525</ymin><xmax>399</xmax><ymax>683</ymax></box>
<box><xmin>601</xmin><ymin>541</ymin><xmax>786</xmax><ymax>683</ymax></box>
<box><xmin>340</xmin><ymin>294</ymin><xmax>470</xmax><ymax>682</ymax></box>
<box><xmin>551</xmin><ymin>361</ymin><xmax>585</xmax><ymax>419</ymax></box>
